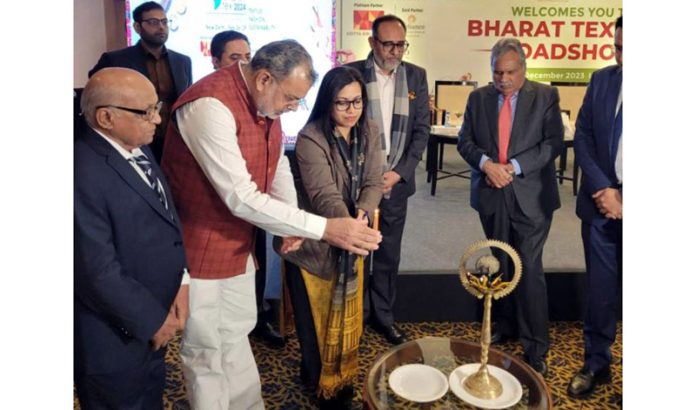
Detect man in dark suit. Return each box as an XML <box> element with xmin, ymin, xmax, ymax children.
<box><xmin>74</xmin><ymin>67</ymin><xmax>189</xmax><ymax>409</ymax></box>
<box><xmin>347</xmin><ymin>14</ymin><xmax>430</xmax><ymax>345</ymax></box>
<box><xmin>457</xmin><ymin>38</ymin><xmax>563</xmax><ymax>375</ymax></box>
<box><xmin>567</xmin><ymin>16</ymin><xmax>623</xmax><ymax>399</ymax></box>
<box><xmin>89</xmin><ymin>1</ymin><xmax>192</xmax><ymax>163</ymax></box>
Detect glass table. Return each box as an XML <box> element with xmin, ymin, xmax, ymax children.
<box><xmin>362</xmin><ymin>336</ymin><xmax>552</xmax><ymax>409</ymax></box>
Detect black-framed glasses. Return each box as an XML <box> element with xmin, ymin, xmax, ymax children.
<box><xmin>140</xmin><ymin>18</ymin><xmax>170</xmax><ymax>27</ymax></box>
<box><xmin>97</xmin><ymin>101</ymin><xmax>163</xmax><ymax>122</ymax></box>
<box><xmin>373</xmin><ymin>38</ymin><xmax>409</xmax><ymax>52</ymax></box>
<box><xmin>334</xmin><ymin>98</ymin><xmax>363</xmax><ymax>111</ymax></box>
<box><xmin>613</xmin><ymin>44</ymin><xmax>623</xmax><ymax>53</ymax></box>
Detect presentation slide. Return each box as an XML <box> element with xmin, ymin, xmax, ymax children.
<box><xmin>126</xmin><ymin>0</ymin><xmax>336</xmax><ymax>142</ymax></box>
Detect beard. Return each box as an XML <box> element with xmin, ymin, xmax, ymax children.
<box><xmin>373</xmin><ymin>54</ymin><xmax>401</xmax><ymax>73</ymax></box>
<box><xmin>140</xmin><ymin>31</ymin><xmax>168</xmax><ymax>47</ymax></box>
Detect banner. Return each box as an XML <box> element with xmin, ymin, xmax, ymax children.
<box><xmin>340</xmin><ymin>0</ymin><xmax>622</xmax><ymax>88</ymax></box>
<box><xmin>127</xmin><ymin>0</ymin><xmax>336</xmax><ymax>140</ymax></box>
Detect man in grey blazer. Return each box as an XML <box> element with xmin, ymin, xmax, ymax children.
<box><xmin>347</xmin><ymin>14</ymin><xmax>430</xmax><ymax>345</ymax></box>
<box><xmin>457</xmin><ymin>38</ymin><xmax>563</xmax><ymax>376</ymax></box>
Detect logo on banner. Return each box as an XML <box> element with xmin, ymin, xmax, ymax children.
<box><xmin>213</xmin><ymin>0</ymin><xmax>246</xmax><ymax>12</ymax></box>
<box><xmin>353</xmin><ymin>10</ymin><xmax>384</xmax><ymax>30</ymax></box>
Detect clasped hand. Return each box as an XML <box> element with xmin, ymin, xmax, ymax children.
<box><xmin>592</xmin><ymin>187</ymin><xmax>622</xmax><ymax>219</ymax></box>
<box><xmin>483</xmin><ymin>161</ymin><xmax>514</xmax><ymax>188</ymax></box>
<box><xmin>382</xmin><ymin>170</ymin><xmax>401</xmax><ymax>194</ymax></box>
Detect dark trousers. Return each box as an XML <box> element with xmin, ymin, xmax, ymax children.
<box><xmin>479</xmin><ymin>190</ymin><xmax>552</xmax><ymax>360</ymax></box>
<box><xmin>75</xmin><ymin>349</ymin><xmax>166</xmax><ymax>410</ymax></box>
<box><xmin>581</xmin><ymin>219</ymin><xmax>622</xmax><ymax>372</ymax></box>
<box><xmin>285</xmin><ymin>261</ymin><xmax>322</xmax><ymax>387</ymax></box>
<box><xmin>364</xmin><ymin>194</ymin><xmax>408</xmax><ymax>328</ymax></box>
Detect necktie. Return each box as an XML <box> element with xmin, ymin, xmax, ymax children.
<box><xmin>498</xmin><ymin>94</ymin><xmax>513</xmax><ymax>164</ymax></box>
<box><xmin>130</xmin><ymin>154</ymin><xmax>170</xmax><ymax>213</ymax></box>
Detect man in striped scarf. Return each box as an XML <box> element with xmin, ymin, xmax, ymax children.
<box><xmin>347</xmin><ymin>14</ymin><xmax>430</xmax><ymax>345</ymax></box>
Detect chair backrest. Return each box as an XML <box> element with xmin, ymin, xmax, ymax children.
<box><xmin>434</xmin><ymin>80</ymin><xmax>477</xmax><ymax>126</ymax></box>
<box><xmin>551</xmin><ymin>83</ymin><xmax>587</xmax><ymax>120</ymax></box>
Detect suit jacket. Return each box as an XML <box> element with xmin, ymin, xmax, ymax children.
<box><xmin>458</xmin><ymin>80</ymin><xmax>564</xmax><ymax>218</ymax></box>
<box><xmin>346</xmin><ymin>59</ymin><xmax>430</xmax><ymax>199</ymax></box>
<box><xmin>74</xmin><ymin>127</ymin><xmax>187</xmax><ymax>376</ymax></box>
<box><xmin>88</xmin><ymin>42</ymin><xmax>192</xmax><ymax>97</ymax></box>
<box><xmin>574</xmin><ymin>65</ymin><xmax>622</xmax><ymax>224</ymax></box>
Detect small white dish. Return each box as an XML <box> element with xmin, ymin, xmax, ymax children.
<box><xmin>388</xmin><ymin>363</ymin><xmax>449</xmax><ymax>403</ymax></box>
<box><xmin>449</xmin><ymin>363</ymin><xmax>523</xmax><ymax>409</ymax></box>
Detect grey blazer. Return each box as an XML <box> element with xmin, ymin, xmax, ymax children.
<box><xmin>457</xmin><ymin>80</ymin><xmax>564</xmax><ymax>218</ymax></box>
<box><xmin>346</xmin><ymin>60</ymin><xmax>430</xmax><ymax>199</ymax></box>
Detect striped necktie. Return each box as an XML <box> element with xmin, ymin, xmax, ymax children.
<box><xmin>130</xmin><ymin>153</ymin><xmax>170</xmax><ymax>213</ymax></box>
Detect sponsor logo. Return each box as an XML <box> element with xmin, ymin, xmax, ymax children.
<box><xmin>353</xmin><ymin>10</ymin><xmax>384</xmax><ymax>30</ymax></box>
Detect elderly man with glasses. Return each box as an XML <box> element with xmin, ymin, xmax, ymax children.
<box><xmin>346</xmin><ymin>14</ymin><xmax>431</xmax><ymax>346</ymax></box>
<box><xmin>75</xmin><ymin>67</ymin><xmax>189</xmax><ymax>409</ymax></box>
<box><xmin>160</xmin><ymin>39</ymin><xmax>382</xmax><ymax>410</ymax></box>
<box><xmin>89</xmin><ymin>1</ymin><xmax>192</xmax><ymax>164</ymax></box>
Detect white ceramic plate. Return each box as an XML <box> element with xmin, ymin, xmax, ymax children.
<box><xmin>449</xmin><ymin>363</ymin><xmax>523</xmax><ymax>409</ymax></box>
<box><xmin>388</xmin><ymin>364</ymin><xmax>449</xmax><ymax>403</ymax></box>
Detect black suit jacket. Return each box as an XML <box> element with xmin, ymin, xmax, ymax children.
<box><xmin>74</xmin><ymin>127</ymin><xmax>187</xmax><ymax>376</ymax></box>
<box><xmin>88</xmin><ymin>42</ymin><xmax>192</xmax><ymax>97</ymax></box>
<box><xmin>574</xmin><ymin>65</ymin><xmax>622</xmax><ymax>224</ymax></box>
<box><xmin>458</xmin><ymin>80</ymin><xmax>564</xmax><ymax>218</ymax></box>
<box><xmin>346</xmin><ymin>59</ymin><xmax>430</xmax><ymax>198</ymax></box>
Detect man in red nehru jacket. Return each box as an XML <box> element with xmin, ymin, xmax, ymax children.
<box><xmin>160</xmin><ymin>39</ymin><xmax>382</xmax><ymax>409</ymax></box>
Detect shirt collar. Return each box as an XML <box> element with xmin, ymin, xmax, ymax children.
<box><xmin>92</xmin><ymin>127</ymin><xmax>146</xmax><ymax>160</ymax></box>
<box><xmin>138</xmin><ymin>40</ymin><xmax>168</xmax><ymax>58</ymax></box>
<box><xmin>375</xmin><ymin>66</ymin><xmax>398</xmax><ymax>80</ymax></box>
<box><xmin>498</xmin><ymin>90</ymin><xmax>519</xmax><ymax>101</ymax></box>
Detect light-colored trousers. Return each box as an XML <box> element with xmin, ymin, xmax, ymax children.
<box><xmin>181</xmin><ymin>255</ymin><xmax>264</xmax><ymax>410</ymax></box>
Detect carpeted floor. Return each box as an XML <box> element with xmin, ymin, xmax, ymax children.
<box><xmin>76</xmin><ymin>321</ymin><xmax>621</xmax><ymax>409</ymax></box>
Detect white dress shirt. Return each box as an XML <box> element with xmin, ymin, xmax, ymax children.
<box><xmin>615</xmin><ymin>84</ymin><xmax>622</xmax><ymax>184</ymax></box>
<box><xmin>175</xmin><ymin>97</ymin><xmax>326</xmax><ymax>240</ymax></box>
<box><xmin>94</xmin><ymin>127</ymin><xmax>190</xmax><ymax>285</ymax></box>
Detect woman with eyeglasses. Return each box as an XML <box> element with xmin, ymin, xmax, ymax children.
<box><xmin>279</xmin><ymin>65</ymin><xmax>383</xmax><ymax>409</ymax></box>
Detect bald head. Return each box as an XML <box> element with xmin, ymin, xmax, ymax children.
<box><xmin>81</xmin><ymin>68</ymin><xmax>156</xmax><ymax>128</ymax></box>
<box><xmin>81</xmin><ymin>67</ymin><xmax>161</xmax><ymax>151</ymax></box>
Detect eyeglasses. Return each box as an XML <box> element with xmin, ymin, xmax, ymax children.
<box><xmin>140</xmin><ymin>18</ymin><xmax>170</xmax><ymax>27</ymax></box>
<box><xmin>334</xmin><ymin>98</ymin><xmax>363</xmax><ymax>111</ymax></box>
<box><xmin>97</xmin><ymin>101</ymin><xmax>163</xmax><ymax>122</ymax></box>
<box><xmin>373</xmin><ymin>38</ymin><xmax>409</xmax><ymax>52</ymax></box>
<box><xmin>273</xmin><ymin>76</ymin><xmax>307</xmax><ymax>110</ymax></box>
<box><xmin>613</xmin><ymin>44</ymin><xmax>623</xmax><ymax>53</ymax></box>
